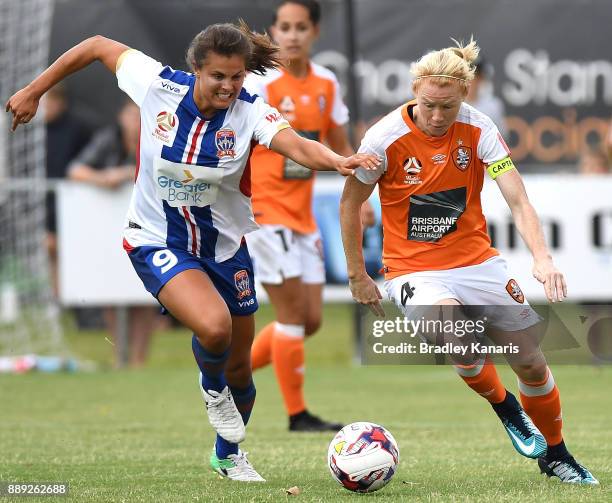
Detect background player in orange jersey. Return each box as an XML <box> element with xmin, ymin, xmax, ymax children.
<box><xmin>245</xmin><ymin>0</ymin><xmax>373</xmax><ymax>432</ymax></box>
<box><xmin>339</xmin><ymin>38</ymin><xmax>598</xmax><ymax>484</ymax></box>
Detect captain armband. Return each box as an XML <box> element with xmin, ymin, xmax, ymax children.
<box><xmin>486</xmin><ymin>157</ymin><xmax>516</xmax><ymax>180</ymax></box>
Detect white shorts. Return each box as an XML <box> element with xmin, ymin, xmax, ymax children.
<box><xmin>246</xmin><ymin>225</ymin><xmax>325</xmax><ymax>285</ymax></box>
<box><xmin>383</xmin><ymin>256</ymin><xmax>540</xmax><ymax>331</ymax></box>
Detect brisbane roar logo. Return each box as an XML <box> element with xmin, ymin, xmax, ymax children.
<box><xmin>215</xmin><ymin>128</ymin><xmax>236</xmax><ymax>158</ymax></box>
<box><xmin>506</xmin><ymin>279</ymin><xmax>525</xmax><ymax>304</ymax></box>
<box><xmin>156</xmin><ymin>111</ymin><xmax>177</xmax><ymax>132</ymax></box>
<box><xmin>234</xmin><ymin>270</ymin><xmax>251</xmax><ymax>299</ymax></box>
<box><xmin>452</xmin><ymin>140</ymin><xmax>472</xmax><ymax>171</ymax></box>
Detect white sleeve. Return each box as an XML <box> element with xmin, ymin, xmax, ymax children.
<box><xmin>330</xmin><ymin>75</ymin><xmax>349</xmax><ymax>126</ymax></box>
<box><xmin>251</xmin><ymin>97</ymin><xmax>291</xmax><ymax>148</ymax></box>
<box><xmin>477</xmin><ymin>117</ymin><xmax>511</xmax><ymax>165</ymax></box>
<box><xmin>116</xmin><ymin>50</ymin><xmax>164</xmax><ymax>107</ymax></box>
<box><xmin>243</xmin><ymin>73</ymin><xmax>268</xmax><ymax>102</ymax></box>
<box><xmin>355</xmin><ymin>135</ymin><xmax>386</xmax><ymax>184</ymax></box>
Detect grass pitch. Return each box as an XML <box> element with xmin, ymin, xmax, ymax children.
<box><xmin>1</xmin><ymin>304</ymin><xmax>610</xmax><ymax>502</ymax></box>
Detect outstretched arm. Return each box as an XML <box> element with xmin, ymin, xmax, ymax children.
<box><xmin>340</xmin><ymin>176</ymin><xmax>384</xmax><ymax>316</ymax></box>
<box><xmin>495</xmin><ymin>168</ymin><xmax>567</xmax><ymax>302</ymax></box>
<box><xmin>269</xmin><ymin>127</ymin><xmax>380</xmax><ymax>176</ymax></box>
<box><xmin>5</xmin><ymin>36</ymin><xmax>129</xmax><ymax>131</ymax></box>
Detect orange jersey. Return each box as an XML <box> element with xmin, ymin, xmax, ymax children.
<box><xmin>356</xmin><ymin>101</ymin><xmax>511</xmax><ymax>278</ymax></box>
<box><xmin>244</xmin><ymin>63</ymin><xmax>349</xmax><ymax>233</ymax></box>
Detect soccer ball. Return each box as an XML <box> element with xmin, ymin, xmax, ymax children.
<box><xmin>327</xmin><ymin>422</ymin><xmax>399</xmax><ymax>493</ymax></box>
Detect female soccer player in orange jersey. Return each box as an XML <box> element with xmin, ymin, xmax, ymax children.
<box><xmin>245</xmin><ymin>0</ymin><xmax>372</xmax><ymax>431</ymax></box>
<box><xmin>340</xmin><ymin>38</ymin><xmax>598</xmax><ymax>485</ymax></box>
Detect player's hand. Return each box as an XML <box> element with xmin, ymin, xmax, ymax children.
<box><xmin>5</xmin><ymin>86</ymin><xmax>41</xmax><ymax>131</ymax></box>
<box><xmin>532</xmin><ymin>257</ymin><xmax>567</xmax><ymax>303</ymax></box>
<box><xmin>102</xmin><ymin>166</ymin><xmax>135</xmax><ymax>189</ymax></box>
<box><xmin>336</xmin><ymin>153</ymin><xmax>381</xmax><ymax>177</ymax></box>
<box><xmin>349</xmin><ymin>273</ymin><xmax>385</xmax><ymax>317</ymax></box>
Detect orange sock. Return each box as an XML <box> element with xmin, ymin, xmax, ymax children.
<box><xmin>519</xmin><ymin>368</ymin><xmax>563</xmax><ymax>446</ymax></box>
<box><xmin>271</xmin><ymin>323</ymin><xmax>305</xmax><ymax>416</ymax></box>
<box><xmin>251</xmin><ymin>322</ymin><xmax>274</xmax><ymax>370</ymax></box>
<box><xmin>455</xmin><ymin>359</ymin><xmax>507</xmax><ymax>404</ymax></box>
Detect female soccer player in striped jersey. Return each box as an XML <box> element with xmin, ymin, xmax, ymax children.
<box><xmin>244</xmin><ymin>0</ymin><xmax>372</xmax><ymax>433</ymax></box>
<box><xmin>340</xmin><ymin>38</ymin><xmax>598</xmax><ymax>485</ymax></box>
<box><xmin>6</xmin><ymin>21</ymin><xmax>379</xmax><ymax>482</ymax></box>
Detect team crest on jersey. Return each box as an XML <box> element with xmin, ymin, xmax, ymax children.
<box><xmin>153</xmin><ymin>111</ymin><xmax>178</xmax><ymax>144</ymax></box>
<box><xmin>403</xmin><ymin>157</ymin><xmax>423</xmax><ymax>185</ymax></box>
<box><xmin>452</xmin><ymin>144</ymin><xmax>472</xmax><ymax>171</ymax></box>
<box><xmin>506</xmin><ymin>279</ymin><xmax>525</xmax><ymax>304</ymax></box>
<box><xmin>215</xmin><ymin>128</ymin><xmax>236</xmax><ymax>158</ymax></box>
<box><xmin>318</xmin><ymin>94</ymin><xmax>326</xmax><ymax>113</ymax></box>
<box><xmin>279</xmin><ymin>95</ymin><xmax>296</xmax><ymax>121</ymax></box>
<box><xmin>234</xmin><ymin>270</ymin><xmax>251</xmax><ymax>299</ymax></box>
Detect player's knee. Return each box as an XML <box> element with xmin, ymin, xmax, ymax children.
<box><xmin>193</xmin><ymin>317</ymin><xmax>232</xmax><ymax>351</ymax></box>
<box><xmin>278</xmin><ymin>299</ymin><xmax>307</xmax><ymax>325</ymax></box>
<box><xmin>514</xmin><ymin>361</ymin><xmax>547</xmax><ymax>382</ymax></box>
<box><xmin>305</xmin><ymin>317</ymin><xmax>321</xmax><ymax>337</ymax></box>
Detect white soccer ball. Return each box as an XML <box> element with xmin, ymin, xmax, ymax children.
<box><xmin>327</xmin><ymin>421</ymin><xmax>400</xmax><ymax>493</ymax></box>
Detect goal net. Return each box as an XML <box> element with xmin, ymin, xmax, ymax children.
<box><xmin>0</xmin><ymin>0</ymin><xmax>64</xmax><ymax>361</ymax></box>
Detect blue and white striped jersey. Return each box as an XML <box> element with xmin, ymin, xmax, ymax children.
<box><xmin>117</xmin><ymin>50</ymin><xmax>290</xmax><ymax>262</ymax></box>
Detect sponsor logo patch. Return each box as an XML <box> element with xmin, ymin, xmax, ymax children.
<box><xmin>160</xmin><ymin>81</ymin><xmax>182</xmax><ymax>94</ymax></box>
<box><xmin>403</xmin><ymin>157</ymin><xmax>423</xmax><ymax>185</ymax></box>
<box><xmin>506</xmin><ymin>279</ymin><xmax>525</xmax><ymax>304</ymax></box>
<box><xmin>265</xmin><ymin>112</ymin><xmax>283</xmax><ymax>123</ymax></box>
<box><xmin>215</xmin><ymin>128</ymin><xmax>236</xmax><ymax>158</ymax></box>
<box><xmin>153</xmin><ymin>111</ymin><xmax>178</xmax><ymax>144</ymax></box>
<box><xmin>407</xmin><ymin>187</ymin><xmax>466</xmax><ymax>242</ymax></box>
<box><xmin>400</xmin><ymin>281</ymin><xmax>415</xmax><ymax>306</ymax></box>
<box><xmin>234</xmin><ymin>270</ymin><xmax>252</xmax><ymax>299</ymax></box>
<box><xmin>431</xmin><ymin>153</ymin><xmax>447</xmax><ymax>165</ymax></box>
<box><xmin>156</xmin><ymin>111</ymin><xmax>176</xmax><ymax>132</ymax></box>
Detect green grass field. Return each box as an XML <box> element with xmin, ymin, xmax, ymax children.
<box><xmin>1</xmin><ymin>304</ymin><xmax>610</xmax><ymax>502</ymax></box>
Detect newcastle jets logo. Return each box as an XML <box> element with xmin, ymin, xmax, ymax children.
<box><xmin>452</xmin><ymin>139</ymin><xmax>472</xmax><ymax>171</ymax></box>
<box><xmin>403</xmin><ymin>157</ymin><xmax>423</xmax><ymax>185</ymax></box>
<box><xmin>234</xmin><ymin>270</ymin><xmax>252</xmax><ymax>299</ymax></box>
<box><xmin>215</xmin><ymin>128</ymin><xmax>236</xmax><ymax>158</ymax></box>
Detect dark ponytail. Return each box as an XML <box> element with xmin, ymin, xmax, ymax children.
<box><xmin>186</xmin><ymin>19</ymin><xmax>281</xmax><ymax>75</ymax></box>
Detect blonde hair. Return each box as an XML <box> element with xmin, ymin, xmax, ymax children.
<box><xmin>411</xmin><ymin>37</ymin><xmax>480</xmax><ymax>94</ymax></box>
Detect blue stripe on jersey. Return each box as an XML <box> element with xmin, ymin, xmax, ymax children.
<box><xmin>191</xmin><ymin>206</ymin><xmax>218</xmax><ymax>258</ymax></box>
<box><xmin>162</xmin><ymin>201</ymin><xmax>189</xmax><ymax>250</ymax></box>
<box><xmin>159</xmin><ymin>67</ymin><xmax>193</xmax><ymax>86</ymax></box>
<box><xmin>160</xmin><ymin>90</ymin><xmax>197</xmax><ymax>163</ymax></box>
<box><xmin>197</xmin><ymin>108</ymin><xmax>228</xmax><ymax>166</ymax></box>
<box><xmin>191</xmin><ymin>108</ymin><xmax>228</xmax><ymax>257</ymax></box>
<box><xmin>238</xmin><ymin>87</ymin><xmax>257</xmax><ymax>103</ymax></box>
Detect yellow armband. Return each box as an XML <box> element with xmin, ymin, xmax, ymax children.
<box><xmin>487</xmin><ymin>157</ymin><xmax>515</xmax><ymax>179</ymax></box>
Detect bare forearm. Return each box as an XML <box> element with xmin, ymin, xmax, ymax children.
<box><xmin>511</xmin><ymin>202</ymin><xmax>551</xmax><ymax>260</ymax></box>
<box><xmin>291</xmin><ymin>138</ymin><xmax>342</xmax><ymax>171</ymax></box>
<box><xmin>340</xmin><ymin>198</ymin><xmax>368</xmax><ymax>279</ymax></box>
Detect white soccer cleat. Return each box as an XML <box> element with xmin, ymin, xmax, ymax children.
<box><xmin>210</xmin><ymin>449</ymin><xmax>266</xmax><ymax>482</ymax></box>
<box><xmin>199</xmin><ymin>378</ymin><xmax>245</xmax><ymax>444</ymax></box>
